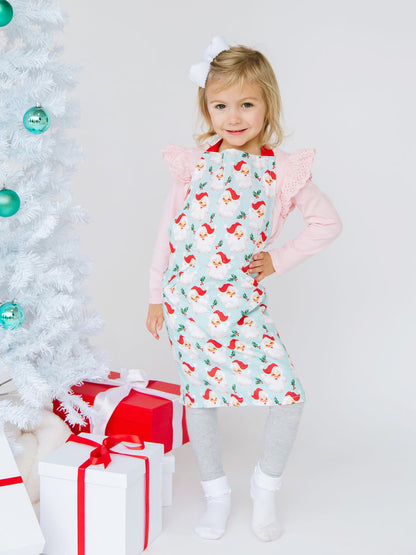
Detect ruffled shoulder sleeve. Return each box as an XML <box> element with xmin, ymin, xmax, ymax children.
<box><xmin>279</xmin><ymin>148</ymin><xmax>316</xmax><ymax>219</ymax></box>
<box><xmin>162</xmin><ymin>144</ymin><xmax>204</xmax><ymax>186</ymax></box>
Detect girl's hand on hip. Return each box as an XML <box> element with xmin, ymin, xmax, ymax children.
<box><xmin>146</xmin><ymin>304</ymin><xmax>164</xmax><ymax>340</ymax></box>
<box><xmin>249</xmin><ymin>251</ymin><xmax>275</xmax><ymax>282</ymax></box>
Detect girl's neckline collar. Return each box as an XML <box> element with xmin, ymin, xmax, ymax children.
<box><xmin>206</xmin><ymin>138</ymin><xmax>274</xmax><ymax>157</ymax></box>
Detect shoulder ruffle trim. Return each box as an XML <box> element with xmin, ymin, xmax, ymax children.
<box><xmin>162</xmin><ymin>144</ymin><xmax>204</xmax><ymax>185</ymax></box>
<box><xmin>279</xmin><ymin>148</ymin><xmax>316</xmax><ymax>219</ymax></box>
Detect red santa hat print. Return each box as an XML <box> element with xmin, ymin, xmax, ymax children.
<box><xmin>213</xmin><ymin>310</ymin><xmax>228</xmax><ymax>322</ymax></box>
<box><xmin>224</xmin><ymin>187</ymin><xmax>240</xmax><ymax>200</ymax></box>
<box><xmin>195</xmin><ymin>191</ymin><xmax>208</xmax><ymax>201</ymax></box>
<box><xmin>252</xmin><ymin>388</ymin><xmax>265</xmax><ymax>401</ymax></box>
<box><xmin>175</xmin><ymin>213</ymin><xmax>186</xmax><ymax>224</ymax></box>
<box><xmin>234</xmin><ymin>160</ymin><xmax>248</xmax><ymax>171</ymax></box>
<box><xmin>264</xmin><ymin>170</ymin><xmax>276</xmax><ymax>180</ymax></box>
<box><xmin>164</xmin><ymin>302</ymin><xmax>175</xmax><ymax>315</ymax></box>
<box><xmin>184</xmin><ymin>254</ymin><xmax>196</xmax><ymax>264</ymax></box>
<box><xmin>191</xmin><ymin>286</ymin><xmax>207</xmax><ymax>296</ymax></box>
<box><xmin>215</xmin><ymin>251</ymin><xmax>231</xmax><ymax>263</ymax></box>
<box><xmin>285</xmin><ymin>391</ymin><xmax>301</xmax><ymax>402</ymax></box>
<box><xmin>207</xmin><ymin>367</ymin><xmax>221</xmax><ymax>378</ymax></box>
<box><xmin>207</xmin><ymin>339</ymin><xmax>223</xmax><ymax>348</ymax></box>
<box><xmin>218</xmin><ymin>283</ymin><xmax>233</xmax><ymax>293</ymax></box>
<box><xmin>231</xmin><ymin>393</ymin><xmax>244</xmax><ymax>404</ymax></box>
<box><xmin>263</xmin><ymin>363</ymin><xmax>279</xmax><ymax>375</ymax></box>
<box><xmin>232</xmin><ymin>359</ymin><xmax>248</xmax><ymax>370</ymax></box>
<box><xmin>226</xmin><ymin>222</ymin><xmax>243</xmax><ymax>234</ymax></box>
<box><xmin>252</xmin><ymin>200</ymin><xmax>266</xmax><ymax>210</ymax></box>
<box><xmin>203</xmin><ymin>388</ymin><xmax>213</xmax><ymax>400</ymax></box>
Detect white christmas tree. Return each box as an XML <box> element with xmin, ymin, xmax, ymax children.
<box><xmin>0</xmin><ymin>0</ymin><xmax>108</xmax><ymax>429</ymax></box>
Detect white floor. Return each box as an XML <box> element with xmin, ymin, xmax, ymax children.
<box><xmin>146</xmin><ymin>408</ymin><xmax>414</xmax><ymax>555</ymax></box>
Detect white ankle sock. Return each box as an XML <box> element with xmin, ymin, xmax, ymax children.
<box><xmin>250</xmin><ymin>463</ymin><xmax>283</xmax><ymax>542</ymax></box>
<box><xmin>194</xmin><ymin>476</ymin><xmax>231</xmax><ymax>540</ymax></box>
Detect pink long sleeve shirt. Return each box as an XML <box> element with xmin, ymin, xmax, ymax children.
<box><xmin>148</xmin><ymin>144</ymin><xmax>342</xmax><ymax>304</ymax></box>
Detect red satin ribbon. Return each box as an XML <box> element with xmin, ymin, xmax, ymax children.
<box><xmin>0</xmin><ymin>476</ymin><xmax>23</xmax><ymax>487</ymax></box>
<box><xmin>66</xmin><ymin>433</ymin><xmax>149</xmax><ymax>554</ymax></box>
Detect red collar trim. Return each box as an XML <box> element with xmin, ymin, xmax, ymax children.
<box><xmin>206</xmin><ymin>139</ymin><xmax>274</xmax><ymax>157</ymax></box>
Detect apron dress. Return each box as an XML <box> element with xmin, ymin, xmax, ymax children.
<box><xmin>162</xmin><ymin>139</ymin><xmax>306</xmax><ymax>409</ymax></box>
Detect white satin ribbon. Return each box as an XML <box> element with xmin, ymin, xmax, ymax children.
<box><xmin>189</xmin><ymin>35</ymin><xmax>229</xmax><ymax>87</ymax></box>
<box><xmin>89</xmin><ymin>368</ymin><xmax>183</xmax><ymax>450</ymax></box>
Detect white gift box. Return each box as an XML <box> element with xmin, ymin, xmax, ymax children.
<box><xmin>0</xmin><ymin>430</ymin><xmax>45</xmax><ymax>555</ymax></box>
<box><xmin>39</xmin><ymin>432</ymin><xmax>163</xmax><ymax>555</ymax></box>
<box><xmin>162</xmin><ymin>453</ymin><xmax>175</xmax><ymax>507</ymax></box>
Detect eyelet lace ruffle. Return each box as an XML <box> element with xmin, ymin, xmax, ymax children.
<box><xmin>280</xmin><ymin>148</ymin><xmax>316</xmax><ymax>219</ymax></box>
<box><xmin>162</xmin><ymin>144</ymin><xmax>203</xmax><ymax>186</ymax></box>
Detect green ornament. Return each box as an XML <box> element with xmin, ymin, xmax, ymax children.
<box><xmin>0</xmin><ymin>0</ymin><xmax>13</xmax><ymax>27</ymax></box>
<box><xmin>23</xmin><ymin>104</ymin><xmax>50</xmax><ymax>134</ymax></box>
<box><xmin>0</xmin><ymin>301</ymin><xmax>24</xmax><ymax>330</ymax></box>
<box><xmin>0</xmin><ymin>186</ymin><xmax>20</xmax><ymax>217</ymax></box>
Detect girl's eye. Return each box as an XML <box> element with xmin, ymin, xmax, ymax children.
<box><xmin>242</xmin><ymin>102</ymin><xmax>253</xmax><ymax>108</ymax></box>
<box><xmin>215</xmin><ymin>104</ymin><xmax>226</xmax><ymax>110</ymax></box>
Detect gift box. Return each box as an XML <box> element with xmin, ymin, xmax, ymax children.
<box><xmin>162</xmin><ymin>453</ymin><xmax>175</xmax><ymax>507</ymax></box>
<box><xmin>39</xmin><ymin>432</ymin><xmax>163</xmax><ymax>555</ymax></box>
<box><xmin>52</xmin><ymin>371</ymin><xmax>189</xmax><ymax>454</ymax></box>
<box><xmin>0</xmin><ymin>430</ymin><xmax>45</xmax><ymax>555</ymax></box>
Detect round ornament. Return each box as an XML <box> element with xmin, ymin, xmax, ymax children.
<box><xmin>23</xmin><ymin>105</ymin><xmax>50</xmax><ymax>134</ymax></box>
<box><xmin>0</xmin><ymin>187</ymin><xmax>20</xmax><ymax>217</ymax></box>
<box><xmin>0</xmin><ymin>301</ymin><xmax>25</xmax><ymax>330</ymax></box>
<box><xmin>0</xmin><ymin>0</ymin><xmax>13</xmax><ymax>27</ymax></box>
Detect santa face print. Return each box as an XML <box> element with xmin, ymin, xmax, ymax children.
<box><xmin>218</xmin><ymin>283</ymin><xmax>241</xmax><ymax>309</ymax></box>
<box><xmin>181</xmin><ymin>362</ymin><xmax>202</xmax><ymax>386</ymax></box>
<box><xmin>186</xmin><ymin>318</ymin><xmax>207</xmax><ymax>339</ymax></box>
<box><xmin>189</xmin><ymin>286</ymin><xmax>209</xmax><ymax>314</ymax></box>
<box><xmin>209</xmin><ymin>166</ymin><xmax>225</xmax><ymax>191</ymax></box>
<box><xmin>261</xmin><ymin>170</ymin><xmax>276</xmax><ymax>198</ymax></box>
<box><xmin>205</xmin><ymin>80</ymin><xmax>267</xmax><ymax>155</ymax></box>
<box><xmin>249</xmin><ymin>201</ymin><xmax>266</xmax><ymax>231</ymax></box>
<box><xmin>179</xmin><ymin>254</ymin><xmax>198</xmax><ymax>285</ymax></box>
<box><xmin>216</xmin><ymin>187</ymin><xmax>240</xmax><ymax>218</ymax></box>
<box><xmin>195</xmin><ymin>223</ymin><xmax>216</xmax><ymax>253</ymax></box>
<box><xmin>205</xmin><ymin>339</ymin><xmax>227</xmax><ymax>364</ymax></box>
<box><xmin>190</xmin><ymin>192</ymin><xmax>210</xmax><ymax>221</ymax></box>
<box><xmin>233</xmin><ymin>160</ymin><xmax>253</xmax><ymax>189</ymax></box>
<box><xmin>178</xmin><ymin>335</ymin><xmax>201</xmax><ymax>360</ymax></box>
<box><xmin>226</xmin><ymin>222</ymin><xmax>248</xmax><ymax>252</ymax></box>
<box><xmin>262</xmin><ymin>363</ymin><xmax>287</xmax><ymax>393</ymax></box>
<box><xmin>173</xmin><ymin>213</ymin><xmax>189</xmax><ymax>242</ymax></box>
<box><xmin>207</xmin><ymin>251</ymin><xmax>232</xmax><ymax>280</ymax></box>
<box><xmin>207</xmin><ymin>310</ymin><xmax>230</xmax><ymax>338</ymax></box>
<box><xmin>164</xmin><ymin>281</ymin><xmax>180</xmax><ymax>306</ymax></box>
<box><xmin>206</xmin><ymin>367</ymin><xmax>228</xmax><ymax>392</ymax></box>
<box><xmin>231</xmin><ymin>359</ymin><xmax>252</xmax><ymax>386</ymax></box>
<box><xmin>237</xmin><ymin>315</ymin><xmax>260</xmax><ymax>340</ymax></box>
<box><xmin>261</xmin><ymin>334</ymin><xmax>286</xmax><ymax>359</ymax></box>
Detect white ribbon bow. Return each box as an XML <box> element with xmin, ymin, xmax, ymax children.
<box><xmin>189</xmin><ymin>35</ymin><xmax>229</xmax><ymax>88</ymax></box>
<box><xmin>89</xmin><ymin>368</ymin><xmax>184</xmax><ymax>450</ymax></box>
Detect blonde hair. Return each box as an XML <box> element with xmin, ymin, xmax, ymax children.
<box><xmin>194</xmin><ymin>45</ymin><xmax>287</xmax><ymax>149</ymax></box>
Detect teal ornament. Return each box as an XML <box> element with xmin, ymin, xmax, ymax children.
<box><xmin>0</xmin><ymin>187</ymin><xmax>20</xmax><ymax>217</ymax></box>
<box><xmin>0</xmin><ymin>302</ymin><xmax>25</xmax><ymax>330</ymax></box>
<box><xmin>23</xmin><ymin>105</ymin><xmax>50</xmax><ymax>134</ymax></box>
<box><xmin>0</xmin><ymin>0</ymin><xmax>13</xmax><ymax>27</ymax></box>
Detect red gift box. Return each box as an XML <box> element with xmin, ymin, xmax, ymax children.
<box><xmin>53</xmin><ymin>379</ymin><xmax>189</xmax><ymax>454</ymax></box>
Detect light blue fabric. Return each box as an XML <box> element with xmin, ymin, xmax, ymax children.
<box><xmin>162</xmin><ymin>147</ymin><xmax>305</xmax><ymax>408</ymax></box>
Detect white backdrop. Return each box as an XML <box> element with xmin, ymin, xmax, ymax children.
<box><xmin>57</xmin><ymin>1</ymin><xmax>415</xmax><ymax>553</ymax></box>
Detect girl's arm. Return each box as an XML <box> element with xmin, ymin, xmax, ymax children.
<box><xmin>267</xmin><ymin>149</ymin><xmax>342</xmax><ymax>276</ymax></box>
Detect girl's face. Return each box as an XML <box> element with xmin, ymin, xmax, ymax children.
<box><xmin>206</xmin><ymin>80</ymin><xmax>267</xmax><ymax>155</ymax></box>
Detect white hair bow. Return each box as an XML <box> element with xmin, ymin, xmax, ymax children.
<box><xmin>189</xmin><ymin>36</ymin><xmax>229</xmax><ymax>88</ymax></box>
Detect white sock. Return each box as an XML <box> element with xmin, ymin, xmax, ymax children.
<box><xmin>250</xmin><ymin>463</ymin><xmax>283</xmax><ymax>542</ymax></box>
<box><xmin>194</xmin><ymin>476</ymin><xmax>231</xmax><ymax>540</ymax></box>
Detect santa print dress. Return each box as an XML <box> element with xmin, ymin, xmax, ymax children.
<box><xmin>162</xmin><ymin>139</ymin><xmax>306</xmax><ymax>409</ymax></box>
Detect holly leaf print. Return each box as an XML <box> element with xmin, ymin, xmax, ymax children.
<box><xmin>231</xmin><ymin>330</ymin><xmax>239</xmax><ymax>338</ymax></box>
<box><xmin>232</xmin><ymin>384</ymin><xmax>237</xmax><ymax>393</ymax></box>
<box><xmin>241</xmin><ymin>309</ymin><xmax>249</xmax><ymax>317</ymax></box>
<box><xmin>177</xmin><ymin>324</ymin><xmax>185</xmax><ymax>332</ymax></box>
<box><xmin>184</xmin><ymin>202</ymin><xmax>190</xmax><ymax>210</ymax></box>
<box><xmin>226</xmin><ymin>176</ymin><xmax>232</xmax><ymax>184</ymax></box>
<box><xmin>173</xmin><ymin>264</ymin><xmax>179</xmax><ymax>272</ymax></box>
<box><xmin>204</xmin><ymin>380</ymin><xmax>209</xmax><ymax>386</ymax></box>
<box><xmin>245</xmin><ymin>254</ymin><xmax>252</xmax><ymax>262</ymax></box>
<box><xmin>274</xmin><ymin>397</ymin><xmax>280</xmax><ymax>405</ymax></box>
<box><xmin>211</xmin><ymin>299</ymin><xmax>218</xmax><ymax>308</ymax></box>
<box><xmin>222</xmin><ymin>397</ymin><xmax>228</xmax><ymax>405</ymax></box>
<box><xmin>178</xmin><ymin>352</ymin><xmax>182</xmax><ymax>358</ymax></box>
<box><xmin>180</xmin><ymin>289</ymin><xmax>186</xmax><ymax>298</ymax></box>
<box><xmin>262</xmin><ymin>324</ymin><xmax>268</xmax><ymax>331</ymax></box>
<box><xmin>216</xmin><ymin>239</ymin><xmax>223</xmax><ymax>248</ymax></box>
<box><xmin>228</xmin><ymin>274</ymin><xmax>237</xmax><ymax>282</ymax></box>
<box><xmin>252</xmin><ymin>341</ymin><xmax>260</xmax><ymax>349</ymax></box>
<box><xmin>204</xmin><ymin>359</ymin><xmax>211</xmax><ymax>365</ymax></box>
<box><xmin>190</xmin><ymin>223</ymin><xmax>195</xmax><ymax>232</ymax></box>
<box><xmin>186</xmin><ymin>384</ymin><xmax>190</xmax><ymax>392</ymax></box>
<box><xmin>253</xmin><ymin>189</ymin><xmax>261</xmax><ymax>198</ymax></box>
<box><xmin>254</xmin><ymin>171</ymin><xmax>260</xmax><ymax>180</ymax></box>
<box><xmin>199</xmin><ymin>181</ymin><xmax>207</xmax><ymax>189</ymax></box>
<box><xmin>265</xmin><ymin>221</ymin><xmax>270</xmax><ymax>229</ymax></box>
<box><xmin>210</xmin><ymin>213</ymin><xmax>216</xmax><ymax>222</ymax></box>
<box><xmin>195</xmin><ymin>342</ymin><xmax>202</xmax><ymax>350</ymax></box>
<box><xmin>237</xmin><ymin>211</ymin><xmax>246</xmax><ymax>219</ymax></box>
<box><xmin>255</xmin><ymin>378</ymin><xmax>263</xmax><ymax>385</ymax></box>
<box><xmin>243</xmin><ymin>293</ymin><xmax>248</xmax><ymax>300</ymax></box>
<box><xmin>185</xmin><ymin>243</ymin><xmax>193</xmax><ymax>251</ymax></box>
<box><xmin>231</xmin><ymin>350</ymin><xmax>236</xmax><ymax>357</ymax></box>
<box><xmin>291</xmin><ymin>379</ymin><xmax>296</xmax><ymax>390</ymax></box>
<box><xmin>242</xmin><ymin>152</ymin><xmax>249</xmax><ymax>158</ymax></box>
<box><xmin>260</xmin><ymin>355</ymin><xmax>267</xmax><ymax>363</ymax></box>
<box><xmin>200</xmin><ymin>276</ymin><xmax>206</xmax><ymax>285</ymax></box>
<box><xmin>250</xmin><ymin>233</ymin><xmax>255</xmax><ymax>242</ymax></box>
<box><xmin>180</xmin><ymin>306</ymin><xmax>188</xmax><ymax>315</ymax></box>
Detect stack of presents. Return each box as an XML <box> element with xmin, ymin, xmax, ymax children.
<box><xmin>0</xmin><ymin>370</ymin><xmax>189</xmax><ymax>554</ymax></box>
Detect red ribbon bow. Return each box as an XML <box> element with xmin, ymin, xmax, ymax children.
<box><xmin>66</xmin><ymin>433</ymin><xmax>149</xmax><ymax>554</ymax></box>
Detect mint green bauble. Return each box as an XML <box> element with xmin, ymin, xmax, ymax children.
<box><xmin>0</xmin><ymin>0</ymin><xmax>13</xmax><ymax>27</ymax></box>
<box><xmin>0</xmin><ymin>188</ymin><xmax>20</xmax><ymax>217</ymax></box>
<box><xmin>0</xmin><ymin>302</ymin><xmax>24</xmax><ymax>330</ymax></box>
<box><xmin>23</xmin><ymin>105</ymin><xmax>50</xmax><ymax>134</ymax></box>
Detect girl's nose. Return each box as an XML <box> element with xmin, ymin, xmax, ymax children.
<box><xmin>227</xmin><ymin>107</ymin><xmax>241</xmax><ymax>124</ymax></box>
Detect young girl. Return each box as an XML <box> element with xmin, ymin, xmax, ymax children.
<box><xmin>146</xmin><ymin>36</ymin><xmax>342</xmax><ymax>542</ymax></box>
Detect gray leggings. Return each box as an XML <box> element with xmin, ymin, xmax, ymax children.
<box><xmin>185</xmin><ymin>403</ymin><xmax>304</xmax><ymax>481</ymax></box>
